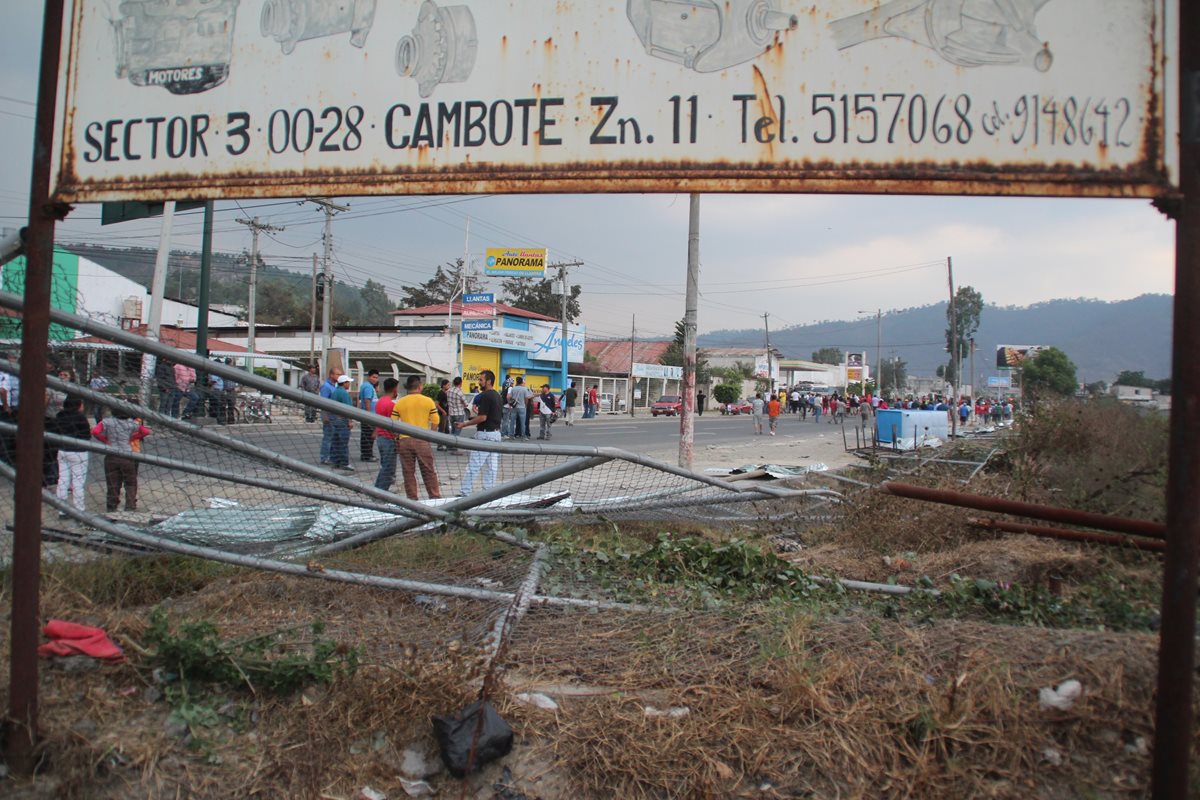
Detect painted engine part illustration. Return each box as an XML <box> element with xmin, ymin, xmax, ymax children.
<box><xmin>260</xmin><ymin>0</ymin><xmax>377</xmax><ymax>56</ymax></box>
<box><xmin>112</xmin><ymin>0</ymin><xmax>240</xmax><ymax>94</ymax></box>
<box><xmin>830</xmin><ymin>0</ymin><xmax>1054</xmax><ymax>71</ymax></box>
<box><xmin>395</xmin><ymin>0</ymin><xmax>478</xmax><ymax>98</ymax></box>
<box><xmin>627</xmin><ymin>0</ymin><xmax>798</xmax><ymax>73</ymax></box>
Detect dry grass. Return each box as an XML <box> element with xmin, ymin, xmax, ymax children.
<box><xmin>0</xmin><ymin>401</ymin><xmax>1189</xmax><ymax>798</ymax></box>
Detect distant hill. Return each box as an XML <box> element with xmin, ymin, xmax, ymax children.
<box><xmin>699</xmin><ymin>295</ymin><xmax>1173</xmax><ymax>384</ymax></box>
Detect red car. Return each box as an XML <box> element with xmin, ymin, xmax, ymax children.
<box><xmin>722</xmin><ymin>400</ymin><xmax>753</xmax><ymax>415</ymax></box>
<box><xmin>651</xmin><ymin>395</ymin><xmax>682</xmax><ymax>416</ymax></box>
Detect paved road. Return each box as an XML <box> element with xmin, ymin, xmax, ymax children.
<box><xmin>229</xmin><ymin>409</ymin><xmax>871</xmax><ymax>470</ymax></box>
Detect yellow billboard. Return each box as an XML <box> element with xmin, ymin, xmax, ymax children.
<box><xmin>485</xmin><ymin>248</ymin><xmax>547</xmax><ymax>278</ymax></box>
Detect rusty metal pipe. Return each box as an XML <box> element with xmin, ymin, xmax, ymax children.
<box><xmin>881</xmin><ymin>481</ymin><xmax>1166</xmax><ymax>540</ymax></box>
<box><xmin>6</xmin><ymin>0</ymin><xmax>65</xmax><ymax>775</ymax></box>
<box><xmin>967</xmin><ymin>517</ymin><xmax>1165</xmax><ymax>553</ymax></box>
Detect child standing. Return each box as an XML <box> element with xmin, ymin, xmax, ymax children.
<box><xmin>54</xmin><ymin>397</ymin><xmax>91</xmax><ymax>513</ymax></box>
<box><xmin>92</xmin><ymin>409</ymin><xmax>150</xmax><ymax>512</ymax></box>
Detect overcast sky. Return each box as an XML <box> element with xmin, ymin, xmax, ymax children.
<box><xmin>0</xmin><ymin>3</ymin><xmax>1176</xmax><ymax>346</ymax></box>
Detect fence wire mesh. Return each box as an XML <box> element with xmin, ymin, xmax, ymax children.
<box><xmin>0</xmin><ymin>292</ymin><xmax>836</xmax><ymax>657</ymax></box>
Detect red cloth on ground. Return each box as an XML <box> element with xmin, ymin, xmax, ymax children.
<box><xmin>37</xmin><ymin>620</ymin><xmax>125</xmax><ymax>662</ymax></box>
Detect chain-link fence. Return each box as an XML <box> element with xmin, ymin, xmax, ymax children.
<box><xmin>0</xmin><ymin>290</ymin><xmax>839</xmax><ymax>657</ymax></box>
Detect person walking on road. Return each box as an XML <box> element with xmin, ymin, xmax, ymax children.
<box><xmin>697</xmin><ymin>390</ymin><xmax>706</xmax><ymax>416</ymax></box>
<box><xmin>563</xmin><ymin>381</ymin><xmax>578</xmax><ymax>426</ymax></box>
<box><xmin>390</xmin><ymin>375</ymin><xmax>442</xmax><ymax>500</ymax></box>
<box><xmin>507</xmin><ymin>376</ymin><xmax>532</xmax><ymax>440</ymax></box>
<box><xmin>767</xmin><ymin>394</ymin><xmax>781</xmax><ymax>435</ymax></box>
<box><xmin>456</xmin><ymin>369</ymin><xmax>503</xmax><ymax>495</ymax></box>
<box><xmin>751</xmin><ymin>392</ymin><xmax>765</xmax><ymax>435</ymax></box>
<box><xmin>329</xmin><ymin>374</ymin><xmax>354</xmax><ymax>471</ymax></box>
<box><xmin>299</xmin><ymin>363</ymin><xmax>321</xmax><ymax>423</ymax></box>
<box><xmin>373</xmin><ymin>378</ymin><xmax>400</xmax><ymax>491</ymax></box>
<box><xmin>359</xmin><ymin>369</ymin><xmax>379</xmax><ymax>462</ymax></box>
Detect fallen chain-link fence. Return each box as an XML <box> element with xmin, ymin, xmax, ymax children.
<box><xmin>0</xmin><ymin>290</ymin><xmax>841</xmax><ymax>658</ymax></box>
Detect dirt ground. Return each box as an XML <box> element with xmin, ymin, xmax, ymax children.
<box><xmin>0</xmin><ymin>401</ymin><xmax>1194</xmax><ymax>798</ymax></box>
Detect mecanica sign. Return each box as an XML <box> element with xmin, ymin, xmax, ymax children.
<box><xmin>49</xmin><ymin>0</ymin><xmax>1175</xmax><ymax>201</ymax></box>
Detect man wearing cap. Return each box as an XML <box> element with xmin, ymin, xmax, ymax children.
<box><xmin>329</xmin><ymin>373</ymin><xmax>354</xmax><ymax>471</ymax></box>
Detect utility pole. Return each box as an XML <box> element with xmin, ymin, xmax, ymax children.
<box><xmin>629</xmin><ymin>315</ymin><xmax>636</xmax><ymax>417</ymax></box>
<box><xmin>875</xmin><ymin>308</ymin><xmax>882</xmax><ymax>395</ymax></box>
<box><xmin>969</xmin><ymin>337</ymin><xmax>976</xmax><ymax>405</ymax></box>
<box><xmin>947</xmin><ymin>256</ymin><xmax>957</xmax><ymax>438</ymax></box>
<box><xmin>680</xmin><ymin>193</ymin><xmax>700</xmax><ymax>469</ymax></box>
<box><xmin>309</xmin><ymin>253</ymin><xmax>318</xmax><ymax>368</ymax></box>
<box><xmin>309</xmin><ymin>198</ymin><xmax>349</xmax><ymax>374</ymax></box>
<box><xmin>762</xmin><ymin>312</ymin><xmax>773</xmax><ymax>395</ymax></box>
<box><xmin>139</xmin><ymin>200</ymin><xmax>176</xmax><ymax>405</ymax></box>
<box><xmin>236</xmin><ymin>217</ymin><xmax>284</xmax><ymax>373</ymax></box>
<box><xmin>550</xmin><ymin>260</ymin><xmax>583</xmax><ymax>393</ymax></box>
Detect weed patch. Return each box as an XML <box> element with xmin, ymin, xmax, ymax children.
<box><xmin>143</xmin><ymin>608</ymin><xmax>360</xmax><ymax>695</ymax></box>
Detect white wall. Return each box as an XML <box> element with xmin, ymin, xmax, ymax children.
<box><xmin>74</xmin><ymin>255</ymin><xmax>239</xmax><ymax>328</ymax></box>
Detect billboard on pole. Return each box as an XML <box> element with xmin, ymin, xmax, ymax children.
<box><xmin>49</xmin><ymin>0</ymin><xmax>1174</xmax><ymax>202</ymax></box>
<box><xmin>484</xmin><ymin>248</ymin><xmax>547</xmax><ymax>278</ymax></box>
<box><xmin>996</xmin><ymin>344</ymin><xmax>1046</xmax><ymax>369</ymax></box>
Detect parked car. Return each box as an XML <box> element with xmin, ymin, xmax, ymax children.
<box><xmin>599</xmin><ymin>393</ymin><xmax>626</xmax><ymax>413</ymax></box>
<box><xmin>722</xmin><ymin>400</ymin><xmax>753</xmax><ymax>415</ymax></box>
<box><xmin>651</xmin><ymin>395</ymin><xmax>682</xmax><ymax>416</ymax></box>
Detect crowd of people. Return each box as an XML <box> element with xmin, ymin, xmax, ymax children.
<box><xmin>11</xmin><ymin>351</ymin><xmax>1025</xmax><ymax>515</ymax></box>
<box><xmin>731</xmin><ymin>387</ymin><xmax>1018</xmax><ymax>430</ymax></box>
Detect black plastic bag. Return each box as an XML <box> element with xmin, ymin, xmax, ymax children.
<box><xmin>432</xmin><ymin>700</ymin><xmax>513</xmax><ymax>777</ymax></box>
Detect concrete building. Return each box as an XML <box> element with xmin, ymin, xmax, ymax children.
<box><xmin>392</xmin><ymin>302</ymin><xmax>585</xmax><ymax>393</ymax></box>
<box><xmin>0</xmin><ymin>248</ymin><xmax>238</xmax><ymax>343</ymax></box>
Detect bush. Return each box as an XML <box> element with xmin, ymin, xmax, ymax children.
<box><xmin>422</xmin><ymin>383</ymin><xmax>440</xmax><ymax>400</ymax></box>
<box><xmin>712</xmin><ymin>384</ymin><xmax>739</xmax><ymax>404</ymax></box>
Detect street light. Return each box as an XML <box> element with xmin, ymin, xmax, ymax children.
<box><xmin>857</xmin><ymin>308</ymin><xmax>881</xmax><ymax>395</ymax></box>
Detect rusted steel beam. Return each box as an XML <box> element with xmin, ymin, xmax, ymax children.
<box><xmin>1153</xmin><ymin>0</ymin><xmax>1200</xmax><ymax>793</ymax></box>
<box><xmin>6</xmin><ymin>0</ymin><xmax>66</xmax><ymax>775</ymax></box>
<box><xmin>880</xmin><ymin>481</ymin><xmax>1166</xmax><ymax>540</ymax></box>
<box><xmin>968</xmin><ymin>517</ymin><xmax>1165</xmax><ymax>554</ymax></box>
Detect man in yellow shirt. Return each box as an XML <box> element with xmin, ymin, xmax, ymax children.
<box><xmin>389</xmin><ymin>375</ymin><xmax>442</xmax><ymax>500</ymax></box>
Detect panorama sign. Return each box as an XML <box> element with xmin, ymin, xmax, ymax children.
<box><xmin>50</xmin><ymin>0</ymin><xmax>1174</xmax><ymax>202</ymax></box>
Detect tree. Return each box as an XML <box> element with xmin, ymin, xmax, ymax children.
<box><xmin>659</xmin><ymin>319</ymin><xmax>711</xmax><ymax>383</ymax></box>
<box><xmin>1021</xmin><ymin>346</ymin><xmax>1078</xmax><ymax>403</ymax></box>
<box><xmin>712</xmin><ymin>361</ymin><xmax>754</xmax><ymax>385</ymax></box>
<box><xmin>880</xmin><ymin>358</ymin><xmax>908</xmax><ymax>396</ymax></box>
<box><xmin>811</xmin><ymin>347</ymin><xmax>843</xmax><ymax>365</ymax></box>
<box><xmin>399</xmin><ymin>259</ymin><xmax>481</xmax><ymax>308</ymax></box>
<box><xmin>500</xmin><ymin>276</ymin><xmax>581</xmax><ymax>321</ymax></box>
<box><xmin>357</xmin><ymin>279</ymin><xmax>395</xmax><ymax>326</ymax></box>
<box><xmin>712</xmin><ymin>384</ymin><xmax>740</xmax><ymax>404</ymax></box>
<box><xmin>946</xmin><ymin>286</ymin><xmax>984</xmax><ymax>385</ymax></box>
<box><xmin>1114</xmin><ymin>370</ymin><xmax>1154</xmax><ymax>388</ymax></box>
<box><xmin>256</xmin><ymin>277</ymin><xmax>305</xmax><ymax>325</ymax></box>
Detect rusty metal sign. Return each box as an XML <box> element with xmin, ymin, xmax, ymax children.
<box><xmin>49</xmin><ymin>0</ymin><xmax>1175</xmax><ymax>201</ymax></box>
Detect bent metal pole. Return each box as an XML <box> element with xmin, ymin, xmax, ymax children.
<box><xmin>1153</xmin><ymin>1</ymin><xmax>1200</xmax><ymax>792</ymax></box>
<box><xmin>881</xmin><ymin>481</ymin><xmax>1166</xmax><ymax>539</ymax></box>
<box><xmin>6</xmin><ymin>0</ymin><xmax>66</xmax><ymax>776</ymax></box>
